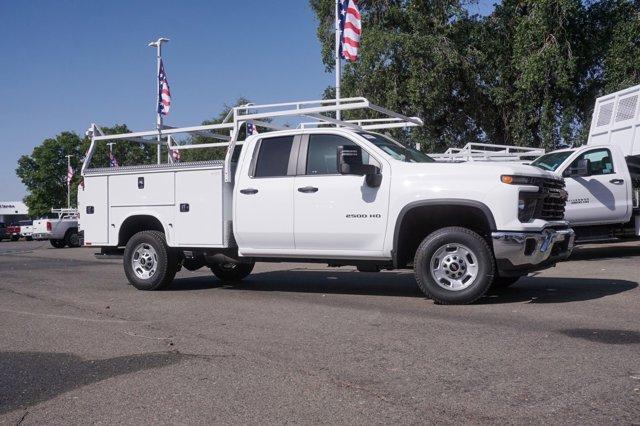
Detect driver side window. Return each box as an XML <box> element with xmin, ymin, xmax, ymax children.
<box><xmin>305</xmin><ymin>134</ymin><xmax>378</xmax><ymax>175</ymax></box>
<box><xmin>569</xmin><ymin>149</ymin><xmax>614</xmax><ymax>176</ymax></box>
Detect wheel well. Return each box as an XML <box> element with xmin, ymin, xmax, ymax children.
<box><xmin>393</xmin><ymin>203</ymin><xmax>495</xmax><ymax>268</ymax></box>
<box><xmin>118</xmin><ymin>215</ymin><xmax>165</xmax><ymax>247</ymax></box>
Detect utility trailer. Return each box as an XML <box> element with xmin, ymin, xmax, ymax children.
<box><xmin>80</xmin><ymin>97</ymin><xmax>573</xmax><ymax>305</ymax></box>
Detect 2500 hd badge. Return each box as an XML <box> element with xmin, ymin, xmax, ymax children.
<box><xmin>346</xmin><ymin>214</ymin><xmax>382</xmax><ymax>219</ymax></box>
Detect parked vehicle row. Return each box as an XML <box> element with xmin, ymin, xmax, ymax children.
<box><xmin>79</xmin><ymin>98</ymin><xmax>574</xmax><ymax>304</ymax></box>
<box><xmin>32</xmin><ymin>209</ymin><xmax>81</xmax><ymax>248</ymax></box>
<box><xmin>0</xmin><ymin>220</ymin><xmax>34</xmax><ymax>242</ymax></box>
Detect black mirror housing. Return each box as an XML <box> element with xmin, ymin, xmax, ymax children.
<box><xmin>566</xmin><ymin>158</ymin><xmax>590</xmax><ymax>177</ymax></box>
<box><xmin>337</xmin><ymin>145</ymin><xmax>382</xmax><ymax>187</ymax></box>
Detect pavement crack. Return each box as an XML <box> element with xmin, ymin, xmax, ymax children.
<box><xmin>15</xmin><ymin>409</ymin><xmax>28</xmax><ymax>425</ymax></box>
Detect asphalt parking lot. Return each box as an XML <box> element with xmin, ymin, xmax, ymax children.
<box><xmin>0</xmin><ymin>240</ymin><xmax>639</xmax><ymax>424</ymax></box>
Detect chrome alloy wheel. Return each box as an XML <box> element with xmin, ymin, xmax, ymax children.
<box><xmin>430</xmin><ymin>243</ymin><xmax>479</xmax><ymax>291</ymax></box>
<box><xmin>131</xmin><ymin>243</ymin><xmax>159</xmax><ymax>280</ymax></box>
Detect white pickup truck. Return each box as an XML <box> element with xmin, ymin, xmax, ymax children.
<box><xmin>528</xmin><ymin>85</ymin><xmax>640</xmax><ymax>243</ymax></box>
<box><xmin>79</xmin><ymin>98</ymin><xmax>574</xmax><ymax>304</ymax></box>
<box><xmin>32</xmin><ymin>209</ymin><xmax>81</xmax><ymax>248</ymax></box>
<box><xmin>430</xmin><ymin>85</ymin><xmax>640</xmax><ymax>244</ymax></box>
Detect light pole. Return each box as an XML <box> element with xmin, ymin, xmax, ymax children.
<box><xmin>148</xmin><ymin>37</ymin><xmax>170</xmax><ymax>164</ymax></box>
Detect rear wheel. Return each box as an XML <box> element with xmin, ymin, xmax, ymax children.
<box><xmin>124</xmin><ymin>231</ymin><xmax>178</xmax><ymax>290</ymax></box>
<box><xmin>64</xmin><ymin>229</ymin><xmax>81</xmax><ymax>248</ymax></box>
<box><xmin>414</xmin><ymin>227</ymin><xmax>495</xmax><ymax>305</ymax></box>
<box><xmin>210</xmin><ymin>262</ymin><xmax>255</xmax><ymax>282</ymax></box>
<box><xmin>10</xmin><ymin>235</ymin><xmax>19</xmax><ymax>241</ymax></box>
<box><xmin>50</xmin><ymin>239</ymin><xmax>66</xmax><ymax>248</ymax></box>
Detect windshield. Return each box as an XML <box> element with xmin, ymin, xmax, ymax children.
<box><xmin>531</xmin><ymin>151</ymin><xmax>573</xmax><ymax>171</ymax></box>
<box><xmin>358</xmin><ymin>132</ymin><xmax>434</xmax><ymax>163</ymax></box>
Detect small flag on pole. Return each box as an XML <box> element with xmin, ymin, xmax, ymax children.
<box><xmin>157</xmin><ymin>59</ymin><xmax>171</xmax><ymax>116</ymax></box>
<box><xmin>108</xmin><ymin>152</ymin><xmax>119</xmax><ymax>167</ymax></box>
<box><xmin>171</xmin><ymin>147</ymin><xmax>181</xmax><ymax>162</ymax></box>
<box><xmin>67</xmin><ymin>164</ymin><xmax>74</xmax><ymax>185</ymax></box>
<box><xmin>247</xmin><ymin>122</ymin><xmax>259</xmax><ymax>136</ymax></box>
<box><xmin>339</xmin><ymin>0</ymin><xmax>361</xmax><ymax>62</ymax></box>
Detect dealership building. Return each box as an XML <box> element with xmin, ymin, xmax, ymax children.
<box><xmin>0</xmin><ymin>201</ymin><xmax>29</xmax><ymax>224</ymax></box>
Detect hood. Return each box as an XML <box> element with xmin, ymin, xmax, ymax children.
<box><xmin>399</xmin><ymin>160</ymin><xmax>560</xmax><ymax>181</ymax></box>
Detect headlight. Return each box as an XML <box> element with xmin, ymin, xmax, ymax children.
<box><xmin>518</xmin><ymin>196</ymin><xmax>538</xmax><ymax>222</ymax></box>
<box><xmin>501</xmin><ymin>175</ymin><xmax>537</xmax><ymax>185</ymax></box>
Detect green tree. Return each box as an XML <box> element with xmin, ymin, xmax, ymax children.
<box><xmin>15</xmin><ymin>125</ymin><xmax>154</xmax><ymax>217</ymax></box>
<box><xmin>16</xmin><ymin>132</ymin><xmax>85</xmax><ymax>217</ymax></box>
<box><xmin>310</xmin><ymin>0</ymin><xmax>640</xmax><ymax>151</ymax></box>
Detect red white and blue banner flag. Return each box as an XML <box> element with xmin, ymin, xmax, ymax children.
<box><xmin>157</xmin><ymin>59</ymin><xmax>171</xmax><ymax>115</ymax></box>
<box><xmin>338</xmin><ymin>0</ymin><xmax>361</xmax><ymax>62</ymax></box>
<box><xmin>67</xmin><ymin>164</ymin><xmax>74</xmax><ymax>184</ymax></box>
<box><xmin>247</xmin><ymin>122</ymin><xmax>259</xmax><ymax>136</ymax></box>
<box><xmin>108</xmin><ymin>152</ymin><xmax>119</xmax><ymax>167</ymax></box>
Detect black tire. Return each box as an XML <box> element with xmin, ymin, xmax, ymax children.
<box><xmin>50</xmin><ymin>239</ymin><xmax>66</xmax><ymax>248</ymax></box>
<box><xmin>210</xmin><ymin>262</ymin><xmax>255</xmax><ymax>282</ymax></box>
<box><xmin>491</xmin><ymin>275</ymin><xmax>523</xmax><ymax>289</ymax></box>
<box><xmin>414</xmin><ymin>226</ymin><xmax>495</xmax><ymax>305</ymax></box>
<box><xmin>11</xmin><ymin>235</ymin><xmax>19</xmax><ymax>241</ymax></box>
<box><xmin>64</xmin><ymin>228</ymin><xmax>81</xmax><ymax>248</ymax></box>
<box><xmin>26</xmin><ymin>236</ymin><xmax>33</xmax><ymax>241</ymax></box>
<box><xmin>123</xmin><ymin>230</ymin><xmax>178</xmax><ymax>291</ymax></box>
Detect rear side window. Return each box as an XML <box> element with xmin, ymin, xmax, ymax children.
<box><xmin>253</xmin><ymin>136</ymin><xmax>294</xmax><ymax>177</ymax></box>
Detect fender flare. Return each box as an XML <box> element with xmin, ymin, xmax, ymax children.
<box><xmin>392</xmin><ymin>199</ymin><xmax>497</xmax><ymax>267</ymax></box>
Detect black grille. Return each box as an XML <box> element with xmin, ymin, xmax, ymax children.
<box><xmin>535</xmin><ymin>178</ymin><xmax>567</xmax><ymax>221</ymax></box>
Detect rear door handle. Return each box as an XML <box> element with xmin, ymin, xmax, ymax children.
<box><xmin>297</xmin><ymin>186</ymin><xmax>318</xmax><ymax>193</ymax></box>
<box><xmin>240</xmin><ymin>188</ymin><xmax>259</xmax><ymax>195</ymax></box>
<box><xmin>609</xmin><ymin>178</ymin><xmax>624</xmax><ymax>185</ymax></box>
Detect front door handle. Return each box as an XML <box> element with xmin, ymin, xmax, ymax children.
<box><xmin>609</xmin><ymin>178</ymin><xmax>624</xmax><ymax>185</ymax></box>
<box><xmin>240</xmin><ymin>188</ymin><xmax>259</xmax><ymax>195</ymax></box>
<box><xmin>297</xmin><ymin>186</ymin><xmax>319</xmax><ymax>193</ymax></box>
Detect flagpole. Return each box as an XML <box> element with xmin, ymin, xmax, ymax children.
<box><xmin>335</xmin><ymin>0</ymin><xmax>341</xmax><ymax>122</ymax></box>
<box><xmin>149</xmin><ymin>38</ymin><xmax>169</xmax><ymax>165</ymax></box>
<box><xmin>66</xmin><ymin>155</ymin><xmax>73</xmax><ymax>209</ymax></box>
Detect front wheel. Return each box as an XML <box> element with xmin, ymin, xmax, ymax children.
<box><xmin>50</xmin><ymin>239</ymin><xmax>66</xmax><ymax>248</ymax></box>
<box><xmin>414</xmin><ymin>227</ymin><xmax>495</xmax><ymax>305</ymax></box>
<box><xmin>210</xmin><ymin>262</ymin><xmax>255</xmax><ymax>282</ymax></box>
<box><xmin>124</xmin><ymin>231</ymin><xmax>178</xmax><ymax>290</ymax></box>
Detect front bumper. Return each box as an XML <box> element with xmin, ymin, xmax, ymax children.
<box><xmin>492</xmin><ymin>227</ymin><xmax>575</xmax><ymax>276</ymax></box>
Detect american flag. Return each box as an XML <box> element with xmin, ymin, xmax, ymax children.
<box><xmin>157</xmin><ymin>59</ymin><xmax>171</xmax><ymax>115</ymax></box>
<box><xmin>108</xmin><ymin>152</ymin><xmax>119</xmax><ymax>167</ymax></box>
<box><xmin>67</xmin><ymin>164</ymin><xmax>74</xmax><ymax>185</ymax></box>
<box><xmin>247</xmin><ymin>122</ymin><xmax>259</xmax><ymax>136</ymax></box>
<box><xmin>171</xmin><ymin>147</ymin><xmax>181</xmax><ymax>162</ymax></box>
<box><xmin>339</xmin><ymin>0</ymin><xmax>361</xmax><ymax>62</ymax></box>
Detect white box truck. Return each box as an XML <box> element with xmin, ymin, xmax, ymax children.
<box><xmin>79</xmin><ymin>98</ymin><xmax>574</xmax><ymax>304</ymax></box>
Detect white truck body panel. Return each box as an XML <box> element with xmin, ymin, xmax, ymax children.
<box><xmin>80</xmin><ymin>162</ymin><xmax>231</xmax><ymax>248</ymax></box>
<box><xmin>588</xmin><ymin>84</ymin><xmax>640</xmax><ymax>155</ymax></box>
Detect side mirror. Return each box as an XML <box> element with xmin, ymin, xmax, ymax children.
<box><xmin>337</xmin><ymin>145</ymin><xmax>382</xmax><ymax>188</ymax></box>
<box><xmin>565</xmin><ymin>158</ymin><xmax>590</xmax><ymax>177</ymax></box>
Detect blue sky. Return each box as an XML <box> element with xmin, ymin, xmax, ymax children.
<box><xmin>0</xmin><ymin>0</ymin><xmax>495</xmax><ymax>201</ymax></box>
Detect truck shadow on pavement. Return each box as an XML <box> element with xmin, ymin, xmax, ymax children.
<box><xmin>170</xmin><ymin>272</ymin><xmax>637</xmax><ymax>304</ymax></box>
<box><xmin>570</xmin><ymin>244</ymin><xmax>640</xmax><ymax>261</ymax></box>
<box><xmin>0</xmin><ymin>351</ymin><xmax>185</xmax><ymax>415</ymax></box>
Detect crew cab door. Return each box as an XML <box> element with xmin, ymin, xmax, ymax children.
<box><xmin>293</xmin><ymin>133</ymin><xmax>390</xmax><ymax>254</ymax></box>
<box><xmin>234</xmin><ymin>135</ymin><xmax>299</xmax><ymax>253</ymax></box>
<box><xmin>562</xmin><ymin>147</ymin><xmax>629</xmax><ymax>225</ymax></box>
